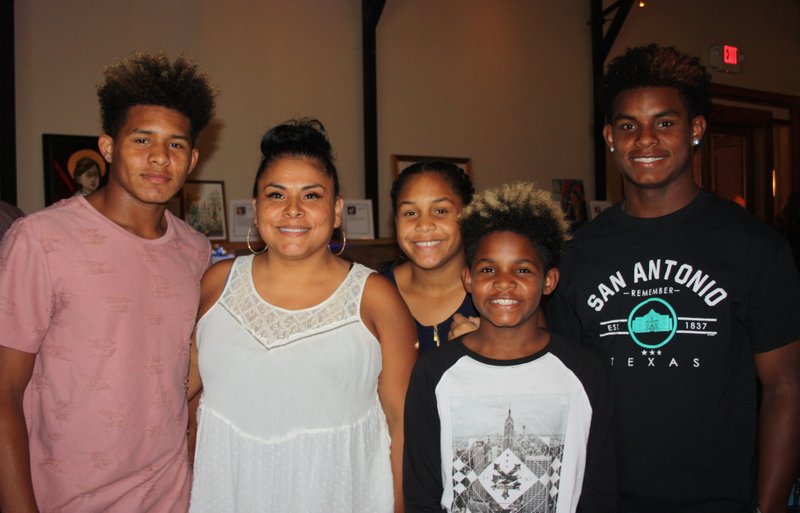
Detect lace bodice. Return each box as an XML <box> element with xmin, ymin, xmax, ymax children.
<box><xmin>218</xmin><ymin>255</ymin><xmax>373</xmax><ymax>349</ymax></box>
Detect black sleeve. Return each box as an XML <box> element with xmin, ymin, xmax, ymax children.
<box><xmin>742</xmin><ymin>239</ymin><xmax>800</xmax><ymax>353</ymax></box>
<box><xmin>403</xmin><ymin>360</ymin><xmax>446</xmax><ymax>513</ymax></box>
<box><xmin>577</xmin><ymin>361</ymin><xmax>617</xmax><ymax>513</ymax></box>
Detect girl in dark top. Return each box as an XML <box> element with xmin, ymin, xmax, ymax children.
<box><xmin>386</xmin><ymin>161</ymin><xmax>477</xmax><ymax>353</ymax></box>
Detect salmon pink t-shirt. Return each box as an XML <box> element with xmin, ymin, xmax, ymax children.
<box><xmin>0</xmin><ymin>196</ymin><xmax>210</xmax><ymax>513</ymax></box>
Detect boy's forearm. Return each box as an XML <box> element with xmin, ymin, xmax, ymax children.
<box><xmin>0</xmin><ymin>398</ymin><xmax>39</xmax><ymax>513</ymax></box>
<box><xmin>757</xmin><ymin>383</ymin><xmax>800</xmax><ymax>513</ymax></box>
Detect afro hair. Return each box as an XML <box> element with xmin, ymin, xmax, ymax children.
<box><xmin>97</xmin><ymin>52</ymin><xmax>216</xmax><ymax>144</ymax></box>
<box><xmin>600</xmin><ymin>44</ymin><xmax>711</xmax><ymax>121</ymax></box>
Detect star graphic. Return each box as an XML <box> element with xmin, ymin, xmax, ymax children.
<box><xmin>641</xmin><ymin>350</ymin><xmax>648</xmax><ymax>356</ymax></box>
<box><xmin>649</xmin><ymin>350</ymin><xmax>655</xmax><ymax>355</ymax></box>
<box><xmin>657</xmin><ymin>350</ymin><xmax>662</xmax><ymax>356</ymax></box>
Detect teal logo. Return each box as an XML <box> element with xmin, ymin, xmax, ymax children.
<box><xmin>627</xmin><ymin>298</ymin><xmax>677</xmax><ymax>349</ymax></box>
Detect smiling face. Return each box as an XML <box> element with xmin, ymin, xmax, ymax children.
<box><xmin>395</xmin><ymin>172</ymin><xmax>465</xmax><ymax>271</ymax></box>
<box><xmin>463</xmin><ymin>231</ymin><xmax>558</xmax><ymax>330</ymax></box>
<box><xmin>253</xmin><ymin>156</ymin><xmax>343</xmax><ymax>260</ymax></box>
<box><xmin>603</xmin><ymin>86</ymin><xmax>706</xmax><ymax>193</ymax></box>
<box><xmin>99</xmin><ymin>105</ymin><xmax>198</xmax><ymax>206</ymax></box>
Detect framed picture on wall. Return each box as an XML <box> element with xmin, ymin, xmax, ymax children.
<box><xmin>181</xmin><ymin>180</ymin><xmax>228</xmax><ymax>241</ymax></box>
<box><xmin>552</xmin><ymin>178</ymin><xmax>588</xmax><ymax>229</ymax></box>
<box><xmin>587</xmin><ymin>200</ymin><xmax>612</xmax><ymax>220</ymax></box>
<box><xmin>390</xmin><ymin>154</ymin><xmax>472</xmax><ymax>178</ymax></box>
<box><xmin>228</xmin><ymin>199</ymin><xmax>255</xmax><ymax>243</ymax></box>
<box><xmin>42</xmin><ymin>134</ymin><xmax>106</xmax><ymax>206</ymax></box>
<box><xmin>343</xmin><ymin>199</ymin><xmax>375</xmax><ymax>239</ymax></box>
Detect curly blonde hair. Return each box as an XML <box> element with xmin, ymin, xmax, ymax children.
<box><xmin>460</xmin><ymin>182</ymin><xmax>571</xmax><ymax>269</ymax></box>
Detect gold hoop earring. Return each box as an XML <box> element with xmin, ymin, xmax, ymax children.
<box><xmin>247</xmin><ymin>225</ymin><xmax>267</xmax><ymax>254</ymax></box>
<box><xmin>329</xmin><ymin>227</ymin><xmax>347</xmax><ymax>256</ymax></box>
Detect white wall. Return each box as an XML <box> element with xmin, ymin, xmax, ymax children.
<box><xmin>609</xmin><ymin>0</ymin><xmax>800</xmax><ymax>94</ymax></box>
<box><xmin>376</xmin><ymin>1</ymin><xmax>594</xmax><ymax>235</ymax></box>
<box><xmin>15</xmin><ymin>0</ymin><xmax>800</xmax><ymax>236</ymax></box>
<box><xmin>15</xmin><ymin>0</ymin><xmax>364</xmax><ymax>216</ymax></box>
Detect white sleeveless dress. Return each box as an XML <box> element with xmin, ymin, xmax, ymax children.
<box><xmin>190</xmin><ymin>256</ymin><xmax>393</xmax><ymax>513</ymax></box>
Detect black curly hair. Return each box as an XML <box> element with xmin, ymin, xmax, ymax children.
<box><xmin>460</xmin><ymin>182</ymin><xmax>571</xmax><ymax>270</ymax></box>
<box><xmin>600</xmin><ymin>44</ymin><xmax>711</xmax><ymax>121</ymax></box>
<box><xmin>97</xmin><ymin>52</ymin><xmax>216</xmax><ymax>144</ymax></box>
<box><xmin>252</xmin><ymin>118</ymin><xmax>340</xmax><ymax>198</ymax></box>
<box><xmin>390</xmin><ymin>160</ymin><xmax>474</xmax><ymax>214</ymax></box>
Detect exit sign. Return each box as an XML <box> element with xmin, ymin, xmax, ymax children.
<box><xmin>723</xmin><ymin>45</ymin><xmax>738</xmax><ymax>65</ymax></box>
<box><xmin>709</xmin><ymin>44</ymin><xmax>743</xmax><ymax>73</ymax></box>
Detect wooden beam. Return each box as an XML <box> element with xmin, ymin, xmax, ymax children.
<box><xmin>0</xmin><ymin>0</ymin><xmax>17</xmax><ymax>205</ymax></box>
<box><xmin>362</xmin><ymin>0</ymin><xmax>386</xmax><ymax>236</ymax></box>
<box><xmin>590</xmin><ymin>0</ymin><xmax>633</xmax><ymax>201</ymax></box>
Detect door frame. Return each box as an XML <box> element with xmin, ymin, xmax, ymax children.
<box><xmin>710</xmin><ymin>84</ymin><xmax>800</xmax><ymax>191</ymax></box>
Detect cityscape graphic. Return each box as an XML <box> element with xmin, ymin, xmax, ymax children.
<box><xmin>450</xmin><ymin>395</ymin><xmax>568</xmax><ymax>513</ymax></box>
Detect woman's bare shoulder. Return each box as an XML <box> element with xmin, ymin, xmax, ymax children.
<box><xmin>198</xmin><ymin>258</ymin><xmax>237</xmax><ymax>317</ymax></box>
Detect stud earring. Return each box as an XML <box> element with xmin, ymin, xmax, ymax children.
<box><xmin>609</xmin><ymin>146</ymin><xmax>615</xmax><ymax>153</ymax></box>
<box><xmin>692</xmin><ymin>139</ymin><xmax>700</xmax><ymax>146</ymax></box>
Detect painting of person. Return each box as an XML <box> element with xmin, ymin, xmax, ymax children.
<box><xmin>67</xmin><ymin>149</ymin><xmax>106</xmax><ymax>196</ymax></box>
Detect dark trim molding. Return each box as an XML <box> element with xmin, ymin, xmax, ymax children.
<box><xmin>0</xmin><ymin>0</ymin><xmax>17</xmax><ymax>205</ymax></box>
<box><xmin>362</xmin><ymin>0</ymin><xmax>385</xmax><ymax>236</ymax></box>
<box><xmin>590</xmin><ymin>0</ymin><xmax>634</xmax><ymax>201</ymax></box>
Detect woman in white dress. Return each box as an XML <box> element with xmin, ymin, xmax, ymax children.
<box><xmin>187</xmin><ymin>119</ymin><xmax>417</xmax><ymax>513</ymax></box>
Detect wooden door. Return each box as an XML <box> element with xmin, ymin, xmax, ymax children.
<box><xmin>701</xmin><ymin>104</ymin><xmax>774</xmax><ymax>223</ymax></box>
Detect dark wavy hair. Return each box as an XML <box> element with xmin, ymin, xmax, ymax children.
<box><xmin>460</xmin><ymin>182</ymin><xmax>571</xmax><ymax>270</ymax></box>
<box><xmin>390</xmin><ymin>160</ymin><xmax>474</xmax><ymax>214</ymax></box>
<box><xmin>252</xmin><ymin>118</ymin><xmax>340</xmax><ymax>197</ymax></box>
<box><xmin>97</xmin><ymin>52</ymin><xmax>216</xmax><ymax>144</ymax></box>
<box><xmin>600</xmin><ymin>44</ymin><xmax>711</xmax><ymax>121</ymax></box>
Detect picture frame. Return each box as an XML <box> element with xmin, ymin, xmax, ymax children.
<box><xmin>42</xmin><ymin>134</ymin><xmax>106</xmax><ymax>206</ymax></box>
<box><xmin>552</xmin><ymin>178</ymin><xmax>588</xmax><ymax>229</ymax></box>
<box><xmin>587</xmin><ymin>200</ymin><xmax>613</xmax><ymax>220</ymax></box>
<box><xmin>343</xmin><ymin>199</ymin><xmax>375</xmax><ymax>239</ymax></box>
<box><xmin>181</xmin><ymin>180</ymin><xmax>228</xmax><ymax>241</ymax></box>
<box><xmin>391</xmin><ymin>154</ymin><xmax>472</xmax><ymax>178</ymax></box>
<box><xmin>228</xmin><ymin>199</ymin><xmax>255</xmax><ymax>243</ymax></box>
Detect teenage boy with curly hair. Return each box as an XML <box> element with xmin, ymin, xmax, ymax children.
<box><xmin>404</xmin><ymin>182</ymin><xmax>616</xmax><ymax>513</ymax></box>
<box><xmin>548</xmin><ymin>44</ymin><xmax>800</xmax><ymax>513</ymax></box>
<box><xmin>0</xmin><ymin>52</ymin><xmax>216</xmax><ymax>513</ymax></box>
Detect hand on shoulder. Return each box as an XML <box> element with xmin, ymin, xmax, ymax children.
<box><xmin>449</xmin><ymin>313</ymin><xmax>480</xmax><ymax>340</ymax></box>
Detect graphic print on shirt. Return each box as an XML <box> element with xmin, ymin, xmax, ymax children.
<box><xmin>450</xmin><ymin>395</ymin><xmax>568</xmax><ymax>513</ymax></box>
<box><xmin>585</xmin><ymin>258</ymin><xmax>727</xmax><ymax>369</ymax></box>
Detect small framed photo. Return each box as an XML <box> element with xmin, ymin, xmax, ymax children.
<box><xmin>42</xmin><ymin>134</ymin><xmax>107</xmax><ymax>205</ymax></box>
<box><xmin>228</xmin><ymin>199</ymin><xmax>255</xmax><ymax>243</ymax></box>
<box><xmin>343</xmin><ymin>199</ymin><xmax>375</xmax><ymax>239</ymax></box>
<box><xmin>181</xmin><ymin>180</ymin><xmax>228</xmax><ymax>241</ymax></box>
<box><xmin>588</xmin><ymin>200</ymin><xmax>613</xmax><ymax>220</ymax></box>
<box><xmin>552</xmin><ymin>178</ymin><xmax>588</xmax><ymax>228</ymax></box>
<box><xmin>391</xmin><ymin>154</ymin><xmax>472</xmax><ymax>179</ymax></box>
